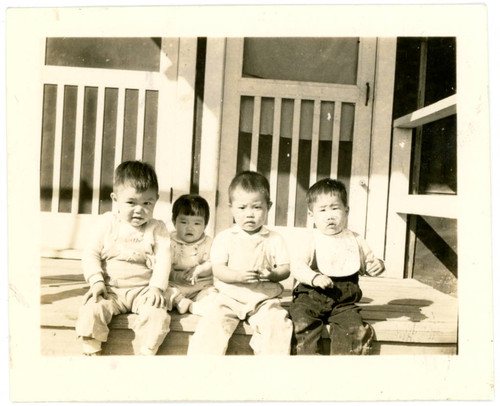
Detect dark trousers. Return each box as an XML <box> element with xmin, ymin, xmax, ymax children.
<box><xmin>289</xmin><ymin>273</ymin><xmax>374</xmax><ymax>355</ymax></box>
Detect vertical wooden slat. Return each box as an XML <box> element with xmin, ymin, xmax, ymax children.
<box><xmin>51</xmin><ymin>84</ymin><xmax>65</xmax><ymax>213</ymax></box>
<box><xmin>215</xmin><ymin>38</ymin><xmax>244</xmax><ymax>234</ymax></box>
<box><xmin>199</xmin><ymin>38</ymin><xmax>226</xmax><ymax>236</ymax></box>
<box><xmin>309</xmin><ymin>100</ymin><xmax>321</xmax><ymax>184</ymax></box>
<box><xmin>268</xmin><ymin>97</ymin><xmax>281</xmax><ymax>226</ymax></box>
<box><xmin>249</xmin><ymin>96</ymin><xmax>261</xmax><ymax>172</ymax></box>
<box><xmin>91</xmin><ymin>86</ymin><xmax>105</xmax><ymax>215</ymax></box>
<box><xmin>114</xmin><ymin>87</ymin><xmax>125</xmax><ymax>166</ymax></box>
<box><xmin>306</xmin><ymin>99</ymin><xmax>321</xmax><ymax>227</ymax></box>
<box><xmin>287</xmin><ymin>98</ymin><xmax>301</xmax><ymax>226</ymax></box>
<box><xmin>330</xmin><ymin>101</ymin><xmax>342</xmax><ymax>179</ymax></box>
<box><xmin>364</xmin><ymin>37</ymin><xmax>397</xmax><ymax>260</ymax></box>
<box><xmin>154</xmin><ymin>38</ymin><xmax>179</xmax><ymax>222</ymax></box>
<box><xmin>70</xmin><ymin>85</ymin><xmax>85</xmax><ymax>214</ymax></box>
<box><xmin>385</xmin><ymin>127</ymin><xmax>413</xmax><ymax>278</ymax></box>
<box><xmin>135</xmin><ymin>88</ymin><xmax>146</xmax><ymax>160</ymax></box>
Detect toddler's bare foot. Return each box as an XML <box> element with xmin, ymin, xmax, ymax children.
<box><xmin>176</xmin><ymin>297</ymin><xmax>193</xmax><ymax>314</ymax></box>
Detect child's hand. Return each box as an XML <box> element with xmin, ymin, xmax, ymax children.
<box><xmin>257</xmin><ymin>268</ymin><xmax>273</xmax><ymax>282</ymax></box>
<box><xmin>312</xmin><ymin>274</ymin><xmax>334</xmax><ymax>289</ymax></box>
<box><xmin>183</xmin><ymin>266</ymin><xmax>201</xmax><ymax>285</ymax></box>
<box><xmin>366</xmin><ymin>259</ymin><xmax>385</xmax><ymax>276</ymax></box>
<box><xmin>145</xmin><ymin>286</ymin><xmax>166</xmax><ymax>308</ymax></box>
<box><xmin>83</xmin><ymin>281</ymin><xmax>108</xmax><ymax>304</ymax></box>
<box><xmin>237</xmin><ymin>269</ymin><xmax>261</xmax><ymax>284</ymax></box>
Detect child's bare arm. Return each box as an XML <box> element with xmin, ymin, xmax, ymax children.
<box><xmin>213</xmin><ymin>263</ymin><xmax>260</xmax><ymax>283</ymax></box>
<box><xmin>184</xmin><ymin>260</ymin><xmax>212</xmax><ymax>284</ymax></box>
<box><xmin>357</xmin><ymin>234</ymin><xmax>385</xmax><ymax>277</ymax></box>
<box><xmin>149</xmin><ymin>221</ymin><xmax>171</xmax><ymax>291</ymax></box>
<box><xmin>258</xmin><ymin>264</ymin><xmax>290</xmax><ymax>282</ymax></box>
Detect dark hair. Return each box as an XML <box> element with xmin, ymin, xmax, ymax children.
<box><xmin>113</xmin><ymin>161</ymin><xmax>159</xmax><ymax>193</ymax></box>
<box><xmin>172</xmin><ymin>194</ymin><xmax>210</xmax><ymax>225</ymax></box>
<box><xmin>228</xmin><ymin>171</ymin><xmax>270</xmax><ymax>205</ymax></box>
<box><xmin>306</xmin><ymin>178</ymin><xmax>348</xmax><ymax>209</ymax></box>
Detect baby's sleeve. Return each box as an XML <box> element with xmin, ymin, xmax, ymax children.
<box><xmin>210</xmin><ymin>231</ymin><xmax>229</xmax><ymax>265</ymax></box>
<box><xmin>81</xmin><ymin>212</ymin><xmax>113</xmax><ymax>286</ymax></box>
<box><xmin>354</xmin><ymin>233</ymin><xmax>383</xmax><ymax>274</ymax></box>
<box><xmin>290</xmin><ymin>232</ymin><xmax>319</xmax><ymax>286</ymax></box>
<box><xmin>271</xmin><ymin>232</ymin><xmax>290</xmax><ymax>266</ymax></box>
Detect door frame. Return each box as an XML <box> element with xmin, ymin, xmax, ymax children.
<box><xmin>214</xmin><ymin>38</ymin><xmax>384</xmax><ymax>241</ymax></box>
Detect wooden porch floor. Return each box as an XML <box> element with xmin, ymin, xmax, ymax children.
<box><xmin>40</xmin><ymin>257</ymin><xmax>458</xmax><ymax>355</ymax></box>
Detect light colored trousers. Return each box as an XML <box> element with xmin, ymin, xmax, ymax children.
<box><xmin>188</xmin><ymin>294</ymin><xmax>293</xmax><ymax>355</ymax></box>
<box><xmin>75</xmin><ymin>285</ymin><xmax>170</xmax><ymax>355</ymax></box>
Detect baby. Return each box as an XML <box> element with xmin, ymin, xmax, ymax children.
<box><xmin>289</xmin><ymin>178</ymin><xmax>384</xmax><ymax>355</ymax></box>
<box><xmin>188</xmin><ymin>171</ymin><xmax>293</xmax><ymax>355</ymax></box>
<box><xmin>165</xmin><ymin>194</ymin><xmax>216</xmax><ymax>315</ymax></box>
<box><xmin>75</xmin><ymin>161</ymin><xmax>170</xmax><ymax>356</ymax></box>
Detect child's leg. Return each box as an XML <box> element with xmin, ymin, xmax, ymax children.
<box><xmin>131</xmin><ymin>287</ymin><xmax>171</xmax><ymax>355</ymax></box>
<box><xmin>166</xmin><ymin>284</ymin><xmax>193</xmax><ymax>314</ymax></box>
<box><xmin>289</xmin><ymin>284</ymin><xmax>331</xmax><ymax>355</ymax></box>
<box><xmin>75</xmin><ymin>290</ymin><xmax>121</xmax><ymax>355</ymax></box>
<box><xmin>326</xmin><ymin>279</ymin><xmax>373</xmax><ymax>355</ymax></box>
<box><xmin>246</xmin><ymin>299</ymin><xmax>293</xmax><ymax>355</ymax></box>
<box><xmin>189</xmin><ymin>286</ymin><xmax>218</xmax><ymax>316</ymax></box>
<box><xmin>328</xmin><ymin>305</ymin><xmax>374</xmax><ymax>355</ymax></box>
<box><xmin>187</xmin><ymin>295</ymin><xmax>240</xmax><ymax>355</ymax></box>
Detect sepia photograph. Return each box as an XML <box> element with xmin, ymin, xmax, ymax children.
<box><xmin>5</xmin><ymin>2</ymin><xmax>495</xmax><ymax>403</ymax></box>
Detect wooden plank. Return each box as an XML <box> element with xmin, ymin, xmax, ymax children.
<box><xmin>268</xmin><ymin>97</ymin><xmax>282</xmax><ymax>226</ymax></box>
<box><xmin>50</xmin><ymin>84</ymin><xmax>65</xmax><ymax>213</ymax></box>
<box><xmin>198</xmin><ymin>38</ymin><xmax>226</xmax><ymax>236</ymax></box>
<box><xmin>306</xmin><ymin>100</ymin><xmax>321</xmax><ymax>228</ymax></box>
<box><xmin>347</xmin><ymin>37</ymin><xmax>377</xmax><ymax>237</ymax></box>
<box><xmin>330</xmin><ymin>101</ymin><xmax>341</xmax><ymax>179</ymax></box>
<box><xmin>114</xmin><ymin>87</ymin><xmax>125</xmax><ymax>166</ymax></box>
<box><xmin>393</xmin><ymin>94</ymin><xmax>457</xmax><ymax>129</ymax></box>
<box><xmin>393</xmin><ymin>195</ymin><xmax>458</xmax><ymax>219</ymax></box>
<box><xmin>384</xmin><ymin>127</ymin><xmax>412</xmax><ymax>277</ymax></box>
<box><xmin>249</xmin><ymin>96</ymin><xmax>261</xmax><ymax>172</ymax></box>
<box><xmin>135</xmin><ymin>88</ymin><xmax>146</xmax><ymax>160</ymax></box>
<box><xmin>364</xmin><ymin>37</ymin><xmax>397</xmax><ymax>259</ymax></box>
<box><xmin>215</xmin><ymin>38</ymin><xmax>244</xmax><ymax>234</ymax></box>
<box><xmin>91</xmin><ymin>86</ymin><xmax>105</xmax><ymax>215</ymax></box>
<box><xmin>239</xmin><ymin>77</ymin><xmax>359</xmax><ymax>102</ymax></box>
<box><xmin>70</xmin><ymin>85</ymin><xmax>85</xmax><ymax>214</ymax></box>
<box><xmin>43</xmin><ymin>65</ymin><xmax>166</xmax><ymax>89</ymax></box>
<box><xmin>154</xmin><ymin>37</ymin><xmax>179</xmax><ymax>223</ymax></box>
<box><xmin>287</xmin><ymin>99</ymin><xmax>301</xmax><ymax>226</ymax></box>
<box><xmin>40</xmin><ymin>258</ymin><xmax>458</xmax><ymax>347</ymax></box>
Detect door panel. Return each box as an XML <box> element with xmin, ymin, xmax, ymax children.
<box><xmin>40</xmin><ymin>38</ymin><xmax>196</xmax><ymax>256</ymax></box>
<box><xmin>216</xmin><ymin>38</ymin><xmax>376</xmax><ymax>235</ymax></box>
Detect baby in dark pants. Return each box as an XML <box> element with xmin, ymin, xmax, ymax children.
<box><xmin>289</xmin><ymin>178</ymin><xmax>385</xmax><ymax>355</ymax></box>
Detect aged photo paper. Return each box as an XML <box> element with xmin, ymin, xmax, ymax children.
<box><xmin>5</xmin><ymin>2</ymin><xmax>495</xmax><ymax>403</ymax></box>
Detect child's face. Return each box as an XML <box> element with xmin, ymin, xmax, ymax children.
<box><xmin>308</xmin><ymin>193</ymin><xmax>349</xmax><ymax>235</ymax></box>
<box><xmin>111</xmin><ymin>185</ymin><xmax>158</xmax><ymax>228</ymax></box>
<box><xmin>174</xmin><ymin>214</ymin><xmax>206</xmax><ymax>243</ymax></box>
<box><xmin>230</xmin><ymin>187</ymin><xmax>270</xmax><ymax>235</ymax></box>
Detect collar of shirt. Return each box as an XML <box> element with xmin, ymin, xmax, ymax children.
<box><xmin>313</xmin><ymin>228</ymin><xmax>354</xmax><ymax>241</ymax></box>
<box><xmin>229</xmin><ymin>224</ymin><xmax>270</xmax><ymax>237</ymax></box>
<box><xmin>170</xmin><ymin>231</ymin><xmax>207</xmax><ymax>246</ymax></box>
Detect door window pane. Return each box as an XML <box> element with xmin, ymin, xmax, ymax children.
<box><xmin>243</xmin><ymin>38</ymin><xmax>359</xmax><ymax>85</ymax></box>
<box><xmin>411</xmin><ymin>114</ymin><xmax>457</xmax><ymax>195</ymax></box>
<box><xmin>45</xmin><ymin>38</ymin><xmax>162</xmax><ymax>72</ymax></box>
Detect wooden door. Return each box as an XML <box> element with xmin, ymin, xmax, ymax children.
<box><xmin>215</xmin><ymin>38</ymin><xmax>377</xmax><ymax>236</ymax></box>
<box><xmin>39</xmin><ymin>38</ymin><xmax>197</xmax><ymax>257</ymax></box>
